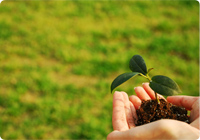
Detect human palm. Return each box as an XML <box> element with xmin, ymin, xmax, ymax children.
<box><xmin>107</xmin><ymin>83</ymin><xmax>199</xmax><ymax>139</ymax></box>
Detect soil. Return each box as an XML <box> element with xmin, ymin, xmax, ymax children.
<box><xmin>136</xmin><ymin>99</ymin><xmax>190</xmax><ymax>126</ymax></box>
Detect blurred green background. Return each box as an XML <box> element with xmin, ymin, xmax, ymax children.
<box><xmin>0</xmin><ymin>0</ymin><xmax>199</xmax><ymax>139</ymax></box>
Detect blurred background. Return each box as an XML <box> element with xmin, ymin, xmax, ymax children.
<box><xmin>0</xmin><ymin>0</ymin><xmax>199</xmax><ymax>139</ymax></box>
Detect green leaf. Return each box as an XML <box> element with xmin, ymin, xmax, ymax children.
<box><xmin>149</xmin><ymin>75</ymin><xmax>181</xmax><ymax>96</ymax></box>
<box><xmin>147</xmin><ymin>68</ymin><xmax>154</xmax><ymax>74</ymax></box>
<box><xmin>129</xmin><ymin>55</ymin><xmax>147</xmax><ymax>75</ymax></box>
<box><xmin>111</xmin><ymin>72</ymin><xmax>140</xmax><ymax>93</ymax></box>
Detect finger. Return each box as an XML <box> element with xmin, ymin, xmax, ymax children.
<box><xmin>190</xmin><ymin>117</ymin><xmax>199</xmax><ymax>129</ymax></box>
<box><xmin>129</xmin><ymin>95</ymin><xmax>141</xmax><ymax>110</ymax></box>
<box><xmin>122</xmin><ymin>92</ymin><xmax>135</xmax><ymax>129</ymax></box>
<box><xmin>130</xmin><ymin>101</ymin><xmax>138</xmax><ymax>126</ymax></box>
<box><xmin>167</xmin><ymin>96</ymin><xmax>200</xmax><ymax>122</ymax></box>
<box><xmin>142</xmin><ymin>82</ymin><xmax>155</xmax><ymax>99</ymax></box>
<box><xmin>190</xmin><ymin>98</ymin><xmax>200</xmax><ymax>122</ymax></box>
<box><xmin>142</xmin><ymin>83</ymin><xmax>166</xmax><ymax>100</ymax></box>
<box><xmin>112</xmin><ymin>91</ymin><xmax>129</xmax><ymax>131</ymax></box>
<box><xmin>134</xmin><ymin>86</ymin><xmax>151</xmax><ymax>100</ymax></box>
<box><xmin>167</xmin><ymin>96</ymin><xmax>199</xmax><ymax>110</ymax></box>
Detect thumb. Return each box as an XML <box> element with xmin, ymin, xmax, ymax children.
<box><xmin>107</xmin><ymin>119</ymin><xmax>199</xmax><ymax>140</ymax></box>
<box><xmin>167</xmin><ymin>96</ymin><xmax>199</xmax><ymax>110</ymax></box>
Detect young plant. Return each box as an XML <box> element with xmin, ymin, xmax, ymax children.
<box><xmin>111</xmin><ymin>55</ymin><xmax>181</xmax><ymax>103</ymax></box>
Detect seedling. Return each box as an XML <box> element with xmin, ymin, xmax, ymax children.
<box><xmin>111</xmin><ymin>54</ymin><xmax>181</xmax><ymax>103</ymax></box>
<box><xmin>111</xmin><ymin>55</ymin><xmax>189</xmax><ymax>126</ymax></box>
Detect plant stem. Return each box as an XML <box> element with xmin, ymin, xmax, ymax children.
<box><xmin>139</xmin><ymin>73</ymin><xmax>151</xmax><ymax>82</ymax></box>
<box><xmin>155</xmin><ymin>92</ymin><xmax>160</xmax><ymax>104</ymax></box>
<box><xmin>146</xmin><ymin>74</ymin><xmax>152</xmax><ymax>82</ymax></box>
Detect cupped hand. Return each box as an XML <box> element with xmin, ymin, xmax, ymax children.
<box><xmin>112</xmin><ymin>91</ymin><xmax>137</xmax><ymax>131</ymax></box>
<box><xmin>107</xmin><ymin>83</ymin><xmax>200</xmax><ymax>140</ymax></box>
<box><xmin>130</xmin><ymin>83</ymin><xmax>200</xmax><ymax>129</ymax></box>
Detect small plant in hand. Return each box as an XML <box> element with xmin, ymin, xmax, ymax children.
<box><xmin>111</xmin><ymin>55</ymin><xmax>189</xmax><ymax>126</ymax></box>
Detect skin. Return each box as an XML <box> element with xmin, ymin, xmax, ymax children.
<box><xmin>107</xmin><ymin>83</ymin><xmax>200</xmax><ymax>140</ymax></box>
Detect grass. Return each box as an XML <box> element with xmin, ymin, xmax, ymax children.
<box><xmin>0</xmin><ymin>0</ymin><xmax>199</xmax><ymax>139</ymax></box>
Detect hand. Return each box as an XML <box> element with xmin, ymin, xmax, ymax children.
<box><xmin>111</xmin><ymin>91</ymin><xmax>137</xmax><ymax>131</ymax></box>
<box><xmin>107</xmin><ymin>83</ymin><xmax>200</xmax><ymax>140</ymax></box>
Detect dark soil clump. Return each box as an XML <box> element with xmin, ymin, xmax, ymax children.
<box><xmin>136</xmin><ymin>99</ymin><xmax>190</xmax><ymax>126</ymax></box>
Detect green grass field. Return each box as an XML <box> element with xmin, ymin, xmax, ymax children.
<box><xmin>0</xmin><ymin>0</ymin><xmax>199</xmax><ymax>139</ymax></box>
